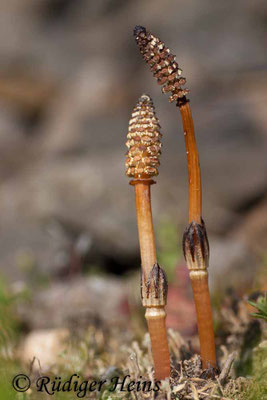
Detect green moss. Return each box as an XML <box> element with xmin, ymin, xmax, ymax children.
<box><xmin>238</xmin><ymin>340</ymin><xmax>267</xmax><ymax>400</ymax></box>
<box><xmin>242</xmin><ymin>374</ymin><xmax>267</xmax><ymax>400</ymax></box>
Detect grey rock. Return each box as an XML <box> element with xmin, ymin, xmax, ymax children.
<box><xmin>16</xmin><ymin>276</ymin><xmax>129</xmax><ymax>330</ymax></box>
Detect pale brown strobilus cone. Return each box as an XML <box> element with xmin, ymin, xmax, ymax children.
<box><xmin>134</xmin><ymin>27</ymin><xmax>217</xmax><ymax>370</ymax></box>
<box><xmin>125</xmin><ymin>94</ymin><xmax>170</xmax><ymax>380</ymax></box>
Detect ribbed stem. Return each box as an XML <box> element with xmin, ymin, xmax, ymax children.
<box><xmin>190</xmin><ymin>272</ymin><xmax>216</xmax><ymax>368</ymax></box>
<box><xmin>179</xmin><ymin>102</ymin><xmax>216</xmax><ymax>369</ymax></box>
<box><xmin>135</xmin><ymin>183</ymin><xmax>157</xmax><ymax>280</ymax></box>
<box><xmin>145</xmin><ymin>308</ymin><xmax>170</xmax><ymax>380</ymax></box>
<box><xmin>179</xmin><ymin>102</ymin><xmax>202</xmax><ymax>224</ymax></box>
<box><xmin>134</xmin><ymin>182</ymin><xmax>170</xmax><ymax>379</ymax></box>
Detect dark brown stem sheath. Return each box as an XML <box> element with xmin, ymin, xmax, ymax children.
<box><xmin>133</xmin><ymin>181</ymin><xmax>170</xmax><ymax>380</ymax></box>
<box><xmin>179</xmin><ymin>102</ymin><xmax>202</xmax><ymax>224</ymax></box>
<box><xmin>191</xmin><ymin>272</ymin><xmax>216</xmax><ymax>368</ymax></box>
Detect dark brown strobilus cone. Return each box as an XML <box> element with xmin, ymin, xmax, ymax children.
<box><xmin>125</xmin><ymin>94</ymin><xmax>170</xmax><ymax>380</ymax></box>
<box><xmin>134</xmin><ymin>27</ymin><xmax>216</xmax><ymax>370</ymax></box>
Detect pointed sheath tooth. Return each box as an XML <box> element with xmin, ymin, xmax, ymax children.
<box><xmin>125</xmin><ymin>94</ymin><xmax>162</xmax><ymax>179</ymax></box>
<box><xmin>141</xmin><ymin>263</ymin><xmax>168</xmax><ymax>307</ymax></box>
<box><xmin>134</xmin><ymin>26</ymin><xmax>189</xmax><ymax>105</ymax></box>
<box><xmin>182</xmin><ymin>219</ymin><xmax>209</xmax><ymax>272</ymax></box>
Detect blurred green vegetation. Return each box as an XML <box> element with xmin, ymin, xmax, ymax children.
<box><xmin>157</xmin><ymin>219</ymin><xmax>181</xmax><ymax>282</ymax></box>
<box><xmin>242</xmin><ymin>299</ymin><xmax>267</xmax><ymax>399</ymax></box>
<box><xmin>249</xmin><ymin>293</ymin><xmax>267</xmax><ymax>322</ymax></box>
<box><xmin>0</xmin><ymin>275</ymin><xmax>29</xmax><ymax>399</ymax></box>
<box><xmin>0</xmin><ymin>276</ymin><xmax>29</xmax><ymax>347</ymax></box>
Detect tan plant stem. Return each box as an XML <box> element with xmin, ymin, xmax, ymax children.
<box><xmin>146</xmin><ymin>308</ymin><xmax>170</xmax><ymax>378</ymax></box>
<box><xmin>179</xmin><ymin>102</ymin><xmax>202</xmax><ymax>224</ymax></box>
<box><xmin>134</xmin><ymin>183</ymin><xmax>157</xmax><ymax>281</ymax></box>
<box><xmin>132</xmin><ymin>180</ymin><xmax>170</xmax><ymax>380</ymax></box>
<box><xmin>191</xmin><ymin>272</ymin><xmax>216</xmax><ymax>369</ymax></box>
<box><xmin>179</xmin><ymin>101</ymin><xmax>216</xmax><ymax>369</ymax></box>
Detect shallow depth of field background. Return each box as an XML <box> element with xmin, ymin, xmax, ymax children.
<box><xmin>0</xmin><ymin>0</ymin><xmax>266</xmax><ymax>373</ymax></box>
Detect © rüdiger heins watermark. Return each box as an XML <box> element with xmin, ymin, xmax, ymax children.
<box><xmin>12</xmin><ymin>374</ymin><xmax>161</xmax><ymax>397</ymax></box>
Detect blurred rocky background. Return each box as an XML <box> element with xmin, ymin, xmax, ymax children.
<box><xmin>0</xmin><ymin>0</ymin><xmax>266</xmax><ymax>336</ymax></box>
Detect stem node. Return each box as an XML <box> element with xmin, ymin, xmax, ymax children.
<box><xmin>141</xmin><ymin>263</ymin><xmax>168</xmax><ymax>307</ymax></box>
